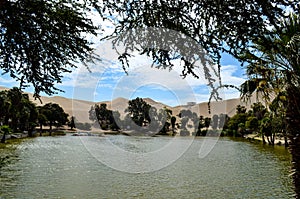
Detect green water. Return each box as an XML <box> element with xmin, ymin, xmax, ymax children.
<box><xmin>0</xmin><ymin>135</ymin><xmax>295</xmax><ymax>198</ymax></box>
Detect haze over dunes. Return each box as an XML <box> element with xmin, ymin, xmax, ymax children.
<box><xmin>0</xmin><ymin>86</ymin><xmax>259</xmax><ymax>123</ymax></box>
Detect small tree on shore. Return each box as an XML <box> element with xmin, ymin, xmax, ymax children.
<box><xmin>126</xmin><ymin>98</ymin><xmax>151</xmax><ymax>127</ymax></box>
<box><xmin>0</xmin><ymin>125</ymin><xmax>11</xmax><ymax>143</ymax></box>
<box><xmin>42</xmin><ymin>103</ymin><xmax>68</xmax><ymax>135</ymax></box>
<box><xmin>69</xmin><ymin>116</ymin><xmax>76</xmax><ymax>130</ymax></box>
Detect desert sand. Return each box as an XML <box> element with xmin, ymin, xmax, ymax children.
<box><xmin>0</xmin><ymin>86</ymin><xmax>261</xmax><ymax>123</ymax></box>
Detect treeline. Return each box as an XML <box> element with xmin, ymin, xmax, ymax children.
<box><xmin>89</xmin><ymin>97</ymin><xmax>225</xmax><ymax>136</ymax></box>
<box><xmin>89</xmin><ymin>97</ymin><xmax>177</xmax><ymax>135</ymax></box>
<box><xmin>222</xmin><ymin>102</ymin><xmax>287</xmax><ymax>146</ymax></box>
<box><xmin>0</xmin><ymin>87</ymin><xmax>69</xmax><ymax>142</ymax></box>
<box><xmin>89</xmin><ymin>97</ymin><xmax>287</xmax><ymax>143</ymax></box>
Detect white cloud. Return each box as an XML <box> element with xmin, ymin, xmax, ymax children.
<box><xmin>97</xmin><ymin>83</ymin><xmax>114</xmax><ymax>89</ymax></box>
<box><xmin>57</xmin><ymin>50</ymin><xmax>246</xmax><ymax>105</ymax></box>
<box><xmin>0</xmin><ymin>76</ymin><xmax>17</xmax><ymax>84</ymax></box>
<box><xmin>220</xmin><ymin>65</ymin><xmax>246</xmax><ymax>86</ymax></box>
<box><xmin>0</xmin><ymin>8</ymin><xmax>246</xmax><ymax>106</ymax></box>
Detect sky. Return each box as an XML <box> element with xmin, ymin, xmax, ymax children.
<box><xmin>0</xmin><ymin>9</ymin><xmax>247</xmax><ymax>107</ymax></box>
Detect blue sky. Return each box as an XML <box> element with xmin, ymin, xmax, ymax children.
<box><xmin>0</xmin><ymin>52</ymin><xmax>246</xmax><ymax>107</ymax></box>
<box><xmin>0</xmin><ymin>11</ymin><xmax>247</xmax><ymax>107</ymax></box>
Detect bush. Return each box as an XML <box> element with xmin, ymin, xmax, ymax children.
<box><xmin>180</xmin><ymin>129</ymin><xmax>190</xmax><ymax>136</ymax></box>
<box><xmin>200</xmin><ymin>129</ymin><xmax>208</xmax><ymax>136</ymax></box>
<box><xmin>76</xmin><ymin>123</ymin><xmax>92</xmax><ymax>131</ymax></box>
<box><xmin>0</xmin><ymin>125</ymin><xmax>11</xmax><ymax>134</ymax></box>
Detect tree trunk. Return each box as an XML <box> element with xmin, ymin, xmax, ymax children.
<box><xmin>284</xmin><ymin>133</ymin><xmax>289</xmax><ymax>148</ymax></box>
<box><xmin>283</xmin><ymin>118</ymin><xmax>289</xmax><ymax>147</ymax></box>
<box><xmin>4</xmin><ymin>116</ymin><xmax>9</xmax><ymax>126</ymax></box>
<box><xmin>49</xmin><ymin>122</ymin><xmax>52</xmax><ymax>136</ymax></box>
<box><xmin>1</xmin><ymin>132</ymin><xmax>6</xmax><ymax>143</ymax></box>
<box><xmin>28</xmin><ymin>125</ymin><xmax>34</xmax><ymax>137</ymax></box>
<box><xmin>266</xmin><ymin>136</ymin><xmax>271</xmax><ymax>145</ymax></box>
<box><xmin>28</xmin><ymin>130</ymin><xmax>33</xmax><ymax>137</ymax></box>
<box><xmin>271</xmin><ymin>133</ymin><xmax>275</xmax><ymax>145</ymax></box>
<box><xmin>262</xmin><ymin>133</ymin><xmax>266</xmax><ymax>144</ymax></box>
<box><xmin>286</xmin><ymin>85</ymin><xmax>300</xmax><ymax>198</ymax></box>
<box><xmin>40</xmin><ymin>123</ymin><xmax>42</xmax><ymax>136</ymax></box>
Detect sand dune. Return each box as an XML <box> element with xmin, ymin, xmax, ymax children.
<box><xmin>0</xmin><ymin>86</ymin><xmax>261</xmax><ymax>123</ymax></box>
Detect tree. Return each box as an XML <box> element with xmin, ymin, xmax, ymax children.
<box><xmin>178</xmin><ymin>109</ymin><xmax>197</xmax><ymax>136</ymax></box>
<box><xmin>37</xmin><ymin>108</ymin><xmax>47</xmax><ymax>136</ymax></box>
<box><xmin>191</xmin><ymin>112</ymin><xmax>199</xmax><ymax>134</ymax></box>
<box><xmin>171</xmin><ymin>116</ymin><xmax>176</xmax><ymax>135</ymax></box>
<box><xmin>20</xmin><ymin>99</ymin><xmax>38</xmax><ymax>137</ymax></box>
<box><xmin>2</xmin><ymin>1</ymin><xmax>300</xmax><ymax>196</ymax></box>
<box><xmin>122</xmin><ymin>114</ymin><xmax>135</xmax><ymax>130</ymax></box>
<box><xmin>92</xmin><ymin>1</ymin><xmax>297</xmax><ymax>85</ymax></box>
<box><xmin>159</xmin><ymin>107</ymin><xmax>172</xmax><ymax>121</ymax></box>
<box><xmin>89</xmin><ymin>104</ymin><xmax>121</xmax><ymax>131</ymax></box>
<box><xmin>90</xmin><ymin>2</ymin><xmax>299</xmax><ymax>118</ymax></box>
<box><xmin>0</xmin><ymin>125</ymin><xmax>11</xmax><ymax>143</ymax></box>
<box><xmin>270</xmin><ymin>115</ymin><xmax>284</xmax><ymax>145</ymax></box>
<box><xmin>156</xmin><ymin>107</ymin><xmax>169</xmax><ymax>135</ymax></box>
<box><xmin>236</xmin><ymin>105</ymin><xmax>247</xmax><ymax>114</ymax></box>
<box><xmin>147</xmin><ymin>106</ymin><xmax>159</xmax><ymax>132</ymax></box>
<box><xmin>75</xmin><ymin>122</ymin><xmax>92</xmax><ymax>131</ymax></box>
<box><xmin>94</xmin><ymin>104</ymin><xmax>110</xmax><ymax>129</ymax></box>
<box><xmin>245</xmin><ymin>116</ymin><xmax>259</xmax><ymax>133</ymax></box>
<box><xmin>211</xmin><ymin>114</ymin><xmax>219</xmax><ymax>130</ymax></box>
<box><xmin>42</xmin><ymin>103</ymin><xmax>68</xmax><ymax>135</ymax></box>
<box><xmin>0</xmin><ymin>90</ymin><xmax>11</xmax><ymax>126</ymax></box>
<box><xmin>238</xmin><ymin>13</ymin><xmax>300</xmax><ymax>194</ymax></box>
<box><xmin>69</xmin><ymin>116</ymin><xmax>76</xmax><ymax>130</ymax></box>
<box><xmin>219</xmin><ymin>114</ymin><xmax>229</xmax><ymax>130</ymax></box>
<box><xmin>93</xmin><ymin>5</ymin><xmax>300</xmax><ymax>191</ymax></box>
<box><xmin>251</xmin><ymin>102</ymin><xmax>267</xmax><ymax>120</ymax></box>
<box><xmin>260</xmin><ymin>116</ymin><xmax>273</xmax><ymax>144</ymax></box>
<box><xmin>6</xmin><ymin>87</ymin><xmax>25</xmax><ymax>132</ymax></box>
<box><xmin>237</xmin><ymin>123</ymin><xmax>246</xmax><ymax>136</ymax></box>
<box><xmin>270</xmin><ymin>92</ymin><xmax>288</xmax><ymax>146</ymax></box>
<box><xmin>88</xmin><ymin>105</ymin><xmax>97</xmax><ymax>122</ymax></box>
<box><xmin>109</xmin><ymin>111</ymin><xmax>121</xmax><ymax>131</ymax></box>
<box><xmin>126</xmin><ymin>97</ymin><xmax>151</xmax><ymax>127</ymax></box>
<box><xmin>0</xmin><ymin>88</ymin><xmax>38</xmax><ymax>136</ymax></box>
<box><xmin>225</xmin><ymin>107</ymin><xmax>248</xmax><ymax>137</ymax></box>
<box><xmin>0</xmin><ymin>0</ymin><xmax>98</xmax><ymax>97</ymax></box>
<box><xmin>204</xmin><ymin>117</ymin><xmax>211</xmax><ymax>131</ymax></box>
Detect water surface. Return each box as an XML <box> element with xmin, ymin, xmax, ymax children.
<box><xmin>0</xmin><ymin>135</ymin><xmax>295</xmax><ymax>198</ymax></box>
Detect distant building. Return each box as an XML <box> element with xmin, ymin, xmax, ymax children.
<box><xmin>187</xmin><ymin>102</ymin><xmax>196</xmax><ymax>106</ymax></box>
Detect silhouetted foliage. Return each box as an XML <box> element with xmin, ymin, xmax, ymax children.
<box><xmin>42</xmin><ymin>103</ymin><xmax>68</xmax><ymax>135</ymax></box>
<box><xmin>75</xmin><ymin>122</ymin><xmax>92</xmax><ymax>131</ymax></box>
<box><xmin>69</xmin><ymin>116</ymin><xmax>76</xmax><ymax>130</ymax></box>
<box><xmin>89</xmin><ymin>103</ymin><xmax>121</xmax><ymax>131</ymax></box>
<box><xmin>126</xmin><ymin>98</ymin><xmax>151</xmax><ymax>127</ymax></box>
<box><xmin>0</xmin><ymin>0</ymin><xmax>98</xmax><ymax>97</ymax></box>
<box><xmin>0</xmin><ymin>87</ymin><xmax>37</xmax><ymax>134</ymax></box>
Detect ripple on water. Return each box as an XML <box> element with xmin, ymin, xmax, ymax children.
<box><xmin>0</xmin><ymin>136</ymin><xmax>295</xmax><ymax>198</ymax></box>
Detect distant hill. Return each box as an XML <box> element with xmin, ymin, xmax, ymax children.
<box><xmin>0</xmin><ymin>86</ymin><xmax>261</xmax><ymax>123</ymax></box>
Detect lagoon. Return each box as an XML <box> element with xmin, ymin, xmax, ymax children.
<box><xmin>0</xmin><ymin>135</ymin><xmax>295</xmax><ymax>198</ymax></box>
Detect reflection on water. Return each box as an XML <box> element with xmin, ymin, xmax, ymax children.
<box><xmin>0</xmin><ymin>135</ymin><xmax>295</xmax><ymax>198</ymax></box>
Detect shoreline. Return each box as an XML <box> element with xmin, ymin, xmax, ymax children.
<box><xmin>244</xmin><ymin>133</ymin><xmax>289</xmax><ymax>146</ymax></box>
<box><xmin>1</xmin><ymin>129</ymin><xmax>290</xmax><ymax>148</ymax></box>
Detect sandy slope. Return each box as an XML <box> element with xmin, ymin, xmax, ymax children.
<box><xmin>0</xmin><ymin>86</ymin><xmax>261</xmax><ymax>123</ymax></box>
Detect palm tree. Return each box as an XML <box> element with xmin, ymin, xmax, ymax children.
<box><xmin>239</xmin><ymin>13</ymin><xmax>300</xmax><ymax>197</ymax></box>
<box><xmin>269</xmin><ymin>92</ymin><xmax>288</xmax><ymax>147</ymax></box>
